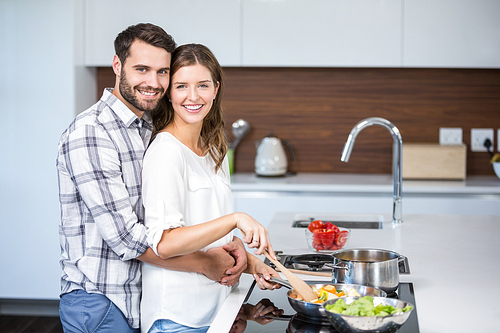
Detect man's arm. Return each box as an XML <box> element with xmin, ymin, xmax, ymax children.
<box><xmin>137</xmin><ymin>248</ymin><xmax>235</xmax><ymax>282</ymax></box>
<box><xmin>138</xmin><ymin>237</ymin><xmax>248</xmax><ymax>285</ymax></box>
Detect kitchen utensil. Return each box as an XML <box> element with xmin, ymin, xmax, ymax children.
<box><xmin>287</xmin><ymin>284</ymin><xmax>387</xmax><ymax>319</ymax></box>
<box><xmin>254</xmin><ymin>132</ymin><xmax>295</xmax><ymax>176</ymax></box>
<box><xmin>279</xmin><ymin>268</ymin><xmax>332</xmax><ymax>277</ymax></box>
<box><xmin>230</xmin><ymin>119</ymin><xmax>250</xmax><ymax>149</ymax></box>
<box><xmin>322</xmin><ymin>296</ymin><xmax>414</xmax><ymax>333</ymax></box>
<box><xmin>263</xmin><ymin>250</ymin><xmax>317</xmax><ymax>302</ymax></box>
<box><xmin>331</xmin><ymin>249</ymin><xmax>407</xmax><ymax>294</ymax></box>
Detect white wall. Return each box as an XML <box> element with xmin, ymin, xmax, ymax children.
<box><xmin>0</xmin><ymin>0</ymin><xmax>91</xmax><ymax>299</ymax></box>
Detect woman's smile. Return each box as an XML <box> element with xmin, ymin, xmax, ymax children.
<box><xmin>169</xmin><ymin>63</ymin><xmax>219</xmax><ymax>126</ymax></box>
<box><xmin>183</xmin><ymin>104</ymin><xmax>204</xmax><ymax>112</ymax></box>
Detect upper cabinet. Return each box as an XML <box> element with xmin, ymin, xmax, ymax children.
<box><xmin>242</xmin><ymin>0</ymin><xmax>402</xmax><ymax>67</ymax></box>
<box><xmin>83</xmin><ymin>0</ymin><xmax>500</xmax><ymax>68</ymax></box>
<box><xmin>84</xmin><ymin>0</ymin><xmax>241</xmax><ymax>66</ymax></box>
<box><xmin>403</xmin><ymin>0</ymin><xmax>500</xmax><ymax>68</ymax></box>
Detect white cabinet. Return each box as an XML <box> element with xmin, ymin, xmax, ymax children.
<box><xmin>83</xmin><ymin>0</ymin><xmax>500</xmax><ymax>68</ymax></box>
<box><xmin>403</xmin><ymin>0</ymin><xmax>500</xmax><ymax>68</ymax></box>
<box><xmin>84</xmin><ymin>0</ymin><xmax>241</xmax><ymax>66</ymax></box>
<box><xmin>242</xmin><ymin>0</ymin><xmax>402</xmax><ymax>67</ymax></box>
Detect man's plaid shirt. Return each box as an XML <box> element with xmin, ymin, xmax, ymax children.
<box><xmin>57</xmin><ymin>88</ymin><xmax>152</xmax><ymax>328</ymax></box>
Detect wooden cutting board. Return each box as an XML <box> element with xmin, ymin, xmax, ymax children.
<box><xmin>402</xmin><ymin>143</ymin><xmax>467</xmax><ymax>180</ymax></box>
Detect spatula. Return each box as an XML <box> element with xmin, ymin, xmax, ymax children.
<box><xmin>263</xmin><ymin>250</ymin><xmax>317</xmax><ymax>302</ymax></box>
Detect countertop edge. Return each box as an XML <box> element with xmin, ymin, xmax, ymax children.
<box><xmin>230</xmin><ymin>173</ymin><xmax>500</xmax><ymax>195</ymax></box>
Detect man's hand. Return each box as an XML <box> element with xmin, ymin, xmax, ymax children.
<box><xmin>221</xmin><ymin>237</ymin><xmax>248</xmax><ymax>286</ymax></box>
<box><xmin>203</xmin><ymin>247</ymin><xmax>236</xmax><ymax>282</ymax></box>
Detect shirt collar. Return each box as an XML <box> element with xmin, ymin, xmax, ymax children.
<box><xmin>102</xmin><ymin>88</ymin><xmax>153</xmax><ymax>130</ymax></box>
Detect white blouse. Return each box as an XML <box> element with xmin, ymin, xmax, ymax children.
<box><xmin>141</xmin><ymin>132</ymin><xmax>233</xmax><ymax>332</ymax></box>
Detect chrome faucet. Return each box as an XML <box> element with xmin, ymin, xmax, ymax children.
<box><xmin>340</xmin><ymin>117</ymin><xmax>403</xmax><ymax>223</ymax></box>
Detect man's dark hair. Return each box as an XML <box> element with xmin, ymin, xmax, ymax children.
<box><xmin>114</xmin><ymin>23</ymin><xmax>176</xmax><ymax>65</ymax></box>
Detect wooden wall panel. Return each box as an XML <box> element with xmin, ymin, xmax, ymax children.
<box><xmin>97</xmin><ymin>67</ymin><xmax>500</xmax><ymax>176</ymax></box>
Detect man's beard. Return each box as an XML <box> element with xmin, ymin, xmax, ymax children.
<box><xmin>119</xmin><ymin>69</ymin><xmax>164</xmax><ymax>112</ymax></box>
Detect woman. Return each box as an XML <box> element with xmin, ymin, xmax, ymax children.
<box><xmin>141</xmin><ymin>44</ymin><xmax>280</xmax><ymax>333</ymax></box>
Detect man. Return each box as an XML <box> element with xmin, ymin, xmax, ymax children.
<box><xmin>57</xmin><ymin>23</ymin><xmax>247</xmax><ymax>333</ymax></box>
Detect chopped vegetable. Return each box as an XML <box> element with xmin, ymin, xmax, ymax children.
<box><xmin>292</xmin><ymin>285</ymin><xmax>360</xmax><ymax>304</ymax></box>
<box><xmin>307</xmin><ymin>220</ymin><xmax>350</xmax><ymax>251</ymax></box>
<box><xmin>324</xmin><ymin>285</ymin><xmax>336</xmax><ymax>293</ymax></box>
<box><xmin>325</xmin><ymin>296</ymin><xmax>413</xmax><ymax>317</ymax></box>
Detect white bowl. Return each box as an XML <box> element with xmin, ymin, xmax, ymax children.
<box><xmin>493</xmin><ymin>162</ymin><xmax>500</xmax><ymax>179</ymax></box>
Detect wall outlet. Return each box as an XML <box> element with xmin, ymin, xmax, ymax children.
<box><xmin>439</xmin><ymin>127</ymin><xmax>462</xmax><ymax>145</ymax></box>
<box><xmin>470</xmin><ymin>128</ymin><xmax>494</xmax><ymax>152</ymax></box>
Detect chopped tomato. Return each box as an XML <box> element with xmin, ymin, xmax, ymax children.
<box><xmin>312</xmin><ymin>230</ymin><xmax>323</xmax><ymax>245</ymax></box>
<box><xmin>308</xmin><ymin>220</ymin><xmax>324</xmax><ymax>232</ymax></box>
<box><xmin>335</xmin><ymin>230</ymin><xmax>349</xmax><ymax>248</ymax></box>
<box><xmin>312</xmin><ymin>229</ymin><xmax>336</xmax><ymax>248</ymax></box>
<box><xmin>324</xmin><ymin>222</ymin><xmax>340</xmax><ymax>234</ymax></box>
<box><xmin>329</xmin><ymin>244</ymin><xmax>340</xmax><ymax>250</ymax></box>
<box><xmin>312</xmin><ymin>242</ymin><xmax>324</xmax><ymax>251</ymax></box>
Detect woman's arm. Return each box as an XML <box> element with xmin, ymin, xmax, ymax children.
<box><xmin>143</xmin><ymin>138</ymin><xmax>275</xmax><ymax>261</ymax></box>
<box><xmin>156</xmin><ymin>212</ymin><xmax>274</xmax><ymax>259</ymax></box>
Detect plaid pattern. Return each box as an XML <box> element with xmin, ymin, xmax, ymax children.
<box><xmin>57</xmin><ymin>89</ymin><xmax>152</xmax><ymax>329</ymax></box>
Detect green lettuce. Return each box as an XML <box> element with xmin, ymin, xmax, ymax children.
<box><xmin>325</xmin><ymin>296</ymin><xmax>413</xmax><ymax>317</ymax></box>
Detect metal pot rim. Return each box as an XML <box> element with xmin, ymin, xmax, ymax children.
<box><xmin>331</xmin><ymin>248</ymin><xmax>404</xmax><ymax>262</ymax></box>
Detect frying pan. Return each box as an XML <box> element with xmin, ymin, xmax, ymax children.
<box><xmin>269</xmin><ymin>277</ymin><xmax>387</xmax><ymax>319</ymax></box>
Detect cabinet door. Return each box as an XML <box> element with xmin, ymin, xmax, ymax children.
<box><xmin>84</xmin><ymin>0</ymin><xmax>241</xmax><ymax>66</ymax></box>
<box><xmin>404</xmin><ymin>0</ymin><xmax>500</xmax><ymax>68</ymax></box>
<box><xmin>242</xmin><ymin>0</ymin><xmax>402</xmax><ymax>67</ymax></box>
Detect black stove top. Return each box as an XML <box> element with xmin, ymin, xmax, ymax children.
<box><xmin>232</xmin><ymin>281</ymin><xmax>419</xmax><ymax>333</ymax></box>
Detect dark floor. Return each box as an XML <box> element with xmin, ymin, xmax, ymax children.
<box><xmin>0</xmin><ymin>316</ymin><xmax>62</xmax><ymax>333</ymax></box>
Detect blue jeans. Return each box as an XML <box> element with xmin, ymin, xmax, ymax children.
<box><xmin>59</xmin><ymin>289</ymin><xmax>138</xmax><ymax>333</ymax></box>
<box><xmin>147</xmin><ymin>319</ymin><xmax>209</xmax><ymax>333</ymax></box>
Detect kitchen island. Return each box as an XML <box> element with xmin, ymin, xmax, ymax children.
<box><xmin>208</xmin><ymin>212</ymin><xmax>500</xmax><ymax>333</ymax></box>
<box><xmin>231</xmin><ymin>173</ymin><xmax>500</xmax><ymax>230</ymax></box>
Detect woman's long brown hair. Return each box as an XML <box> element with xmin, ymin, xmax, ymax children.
<box><xmin>151</xmin><ymin>44</ymin><xmax>227</xmax><ymax>172</ymax></box>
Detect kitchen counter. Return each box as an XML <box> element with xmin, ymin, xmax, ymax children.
<box><xmin>208</xmin><ymin>212</ymin><xmax>500</xmax><ymax>333</ymax></box>
<box><xmin>231</xmin><ymin>172</ymin><xmax>500</xmax><ymax>195</ymax></box>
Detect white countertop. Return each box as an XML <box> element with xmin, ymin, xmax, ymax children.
<box><xmin>208</xmin><ymin>212</ymin><xmax>500</xmax><ymax>333</ymax></box>
<box><xmin>231</xmin><ymin>173</ymin><xmax>500</xmax><ymax>195</ymax></box>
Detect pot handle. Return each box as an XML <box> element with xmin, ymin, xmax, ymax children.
<box><xmin>329</xmin><ymin>263</ymin><xmax>350</xmax><ymax>273</ymax></box>
<box><xmin>397</xmin><ymin>255</ymin><xmax>411</xmax><ymax>274</ymax></box>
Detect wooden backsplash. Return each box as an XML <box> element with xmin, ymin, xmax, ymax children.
<box><xmin>97</xmin><ymin>67</ymin><xmax>500</xmax><ymax>176</ymax></box>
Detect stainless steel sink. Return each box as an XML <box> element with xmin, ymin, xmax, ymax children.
<box><xmin>292</xmin><ymin>213</ymin><xmax>384</xmax><ymax>229</ymax></box>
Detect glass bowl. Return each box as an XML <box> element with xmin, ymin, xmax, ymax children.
<box><xmin>305</xmin><ymin>227</ymin><xmax>350</xmax><ymax>253</ymax></box>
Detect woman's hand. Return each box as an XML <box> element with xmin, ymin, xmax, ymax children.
<box><xmin>246</xmin><ymin>253</ymin><xmax>282</xmax><ymax>290</ymax></box>
<box><xmin>244</xmin><ymin>299</ymin><xmax>284</xmax><ymax>324</ymax></box>
<box><xmin>233</xmin><ymin>212</ymin><xmax>275</xmax><ymax>258</ymax></box>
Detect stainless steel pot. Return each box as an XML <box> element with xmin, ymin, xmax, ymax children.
<box><xmin>331</xmin><ymin>248</ymin><xmax>406</xmax><ymax>294</ymax></box>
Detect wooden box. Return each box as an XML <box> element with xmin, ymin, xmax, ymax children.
<box><xmin>402</xmin><ymin>143</ymin><xmax>467</xmax><ymax>180</ymax></box>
